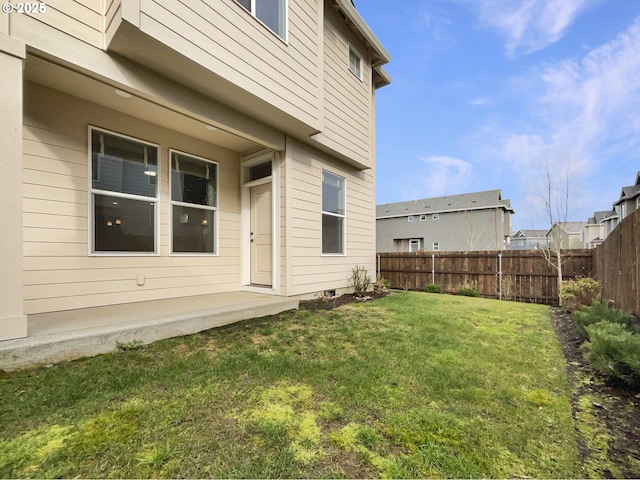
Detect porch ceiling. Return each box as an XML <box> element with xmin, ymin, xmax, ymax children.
<box><xmin>24</xmin><ymin>55</ymin><xmax>260</xmax><ymax>153</ymax></box>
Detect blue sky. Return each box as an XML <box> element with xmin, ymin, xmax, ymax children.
<box><xmin>356</xmin><ymin>0</ymin><xmax>640</xmax><ymax>231</ymax></box>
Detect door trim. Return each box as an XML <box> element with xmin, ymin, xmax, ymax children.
<box><xmin>240</xmin><ymin>151</ymin><xmax>280</xmax><ymax>294</ymax></box>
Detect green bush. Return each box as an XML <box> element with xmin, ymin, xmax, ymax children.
<box><xmin>424</xmin><ymin>283</ymin><xmax>442</xmax><ymax>294</ymax></box>
<box><xmin>560</xmin><ymin>278</ymin><xmax>601</xmax><ymax>311</ymax></box>
<box><xmin>573</xmin><ymin>299</ymin><xmax>637</xmax><ymax>340</ymax></box>
<box><xmin>581</xmin><ymin>321</ymin><xmax>640</xmax><ymax>388</ymax></box>
<box><xmin>350</xmin><ymin>265</ymin><xmax>371</xmax><ymax>297</ymax></box>
<box><xmin>457</xmin><ymin>286</ymin><xmax>479</xmax><ymax>297</ymax></box>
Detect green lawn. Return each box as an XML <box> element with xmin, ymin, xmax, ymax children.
<box><xmin>0</xmin><ymin>292</ymin><xmax>581</xmax><ymax>478</ymax></box>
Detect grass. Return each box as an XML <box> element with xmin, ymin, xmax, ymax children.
<box><xmin>0</xmin><ymin>292</ymin><xmax>581</xmax><ymax>478</ymax></box>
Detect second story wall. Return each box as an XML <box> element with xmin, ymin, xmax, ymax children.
<box><xmin>321</xmin><ymin>3</ymin><xmax>374</xmax><ymax>168</ymax></box>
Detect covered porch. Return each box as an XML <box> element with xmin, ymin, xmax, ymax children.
<box><xmin>0</xmin><ymin>291</ymin><xmax>297</xmax><ymax>371</ymax></box>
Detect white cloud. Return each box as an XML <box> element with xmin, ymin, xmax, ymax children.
<box><xmin>471</xmin><ymin>0</ymin><xmax>597</xmax><ymax>56</ymax></box>
<box><xmin>415</xmin><ymin>156</ymin><xmax>473</xmax><ymax>197</ymax></box>
<box><xmin>470</xmin><ymin>97</ymin><xmax>493</xmax><ymax>106</ymax></box>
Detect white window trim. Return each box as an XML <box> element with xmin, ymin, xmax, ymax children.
<box><xmin>169</xmin><ymin>149</ymin><xmax>219</xmax><ymax>256</ymax></box>
<box><xmin>235</xmin><ymin>0</ymin><xmax>289</xmax><ymax>43</ymax></box>
<box><xmin>419</xmin><ymin>214</ymin><xmax>427</xmax><ymax>221</ymax></box>
<box><xmin>88</xmin><ymin>126</ymin><xmax>160</xmax><ymax>256</ymax></box>
<box><xmin>432</xmin><ymin>213</ymin><xmax>440</xmax><ymax>220</ymax></box>
<box><xmin>349</xmin><ymin>44</ymin><xmax>363</xmax><ymax>81</ymax></box>
<box><xmin>433</xmin><ymin>242</ymin><xmax>440</xmax><ymax>251</ymax></box>
<box><xmin>408</xmin><ymin>215</ymin><xmax>415</xmax><ymax>222</ymax></box>
<box><xmin>409</xmin><ymin>239</ymin><xmax>421</xmax><ymax>252</ymax></box>
<box><xmin>322</xmin><ymin>170</ymin><xmax>347</xmax><ymax>256</ymax></box>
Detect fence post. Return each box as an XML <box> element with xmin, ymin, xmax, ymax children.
<box><xmin>377</xmin><ymin>254</ymin><xmax>380</xmax><ymax>279</ymax></box>
<box><xmin>498</xmin><ymin>253</ymin><xmax>503</xmax><ymax>300</ymax></box>
<box><xmin>432</xmin><ymin>254</ymin><xmax>435</xmax><ymax>285</ymax></box>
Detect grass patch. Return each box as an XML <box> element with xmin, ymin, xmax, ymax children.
<box><xmin>0</xmin><ymin>292</ymin><xmax>580</xmax><ymax>478</ymax></box>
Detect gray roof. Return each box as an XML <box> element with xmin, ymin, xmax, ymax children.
<box><xmin>376</xmin><ymin>189</ymin><xmax>514</xmax><ymax>218</ymax></box>
<box><xmin>513</xmin><ymin>229</ymin><xmax>547</xmax><ymax>238</ymax></box>
<box><xmin>550</xmin><ymin>222</ymin><xmax>588</xmax><ymax>235</ymax></box>
<box><xmin>588</xmin><ymin>211</ymin><xmax>609</xmax><ymax>224</ymax></box>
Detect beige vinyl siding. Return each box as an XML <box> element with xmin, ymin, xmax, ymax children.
<box><xmin>279</xmin><ymin>153</ymin><xmax>288</xmax><ymax>293</ymax></box>
<box><xmin>10</xmin><ymin>0</ymin><xmax>102</xmax><ymax>48</ymax></box>
<box><xmin>104</xmin><ymin>0</ymin><xmax>122</xmax><ymax>46</ymax></box>
<box><xmin>23</xmin><ymin>82</ymin><xmax>242</xmax><ymax>314</ymax></box>
<box><xmin>321</xmin><ymin>7</ymin><xmax>373</xmax><ymax>166</ymax></box>
<box><xmin>133</xmin><ymin>0</ymin><xmax>319</xmax><ymax>127</ymax></box>
<box><xmin>286</xmin><ymin>138</ymin><xmax>375</xmax><ymax>295</ymax></box>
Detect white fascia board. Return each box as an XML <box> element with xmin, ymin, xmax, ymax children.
<box><xmin>376</xmin><ymin>204</ymin><xmax>514</xmax><ymax>220</ymax></box>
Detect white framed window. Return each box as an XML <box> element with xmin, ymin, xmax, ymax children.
<box><xmin>408</xmin><ymin>215</ymin><xmax>415</xmax><ymax>222</ymax></box>
<box><xmin>349</xmin><ymin>45</ymin><xmax>363</xmax><ymax>80</ymax></box>
<box><xmin>433</xmin><ymin>242</ymin><xmax>439</xmax><ymax>251</ymax></box>
<box><xmin>235</xmin><ymin>0</ymin><xmax>287</xmax><ymax>40</ymax></box>
<box><xmin>432</xmin><ymin>213</ymin><xmax>440</xmax><ymax>220</ymax></box>
<box><xmin>322</xmin><ymin>170</ymin><xmax>346</xmax><ymax>255</ymax></box>
<box><xmin>170</xmin><ymin>150</ymin><xmax>218</xmax><ymax>255</ymax></box>
<box><xmin>409</xmin><ymin>239</ymin><xmax>422</xmax><ymax>252</ymax></box>
<box><xmin>89</xmin><ymin>127</ymin><xmax>159</xmax><ymax>254</ymax></box>
<box><xmin>637</xmin><ymin>197</ymin><xmax>640</xmax><ymax>208</ymax></box>
<box><xmin>419</xmin><ymin>214</ymin><xmax>427</xmax><ymax>221</ymax></box>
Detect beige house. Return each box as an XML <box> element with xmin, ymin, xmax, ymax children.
<box><xmin>0</xmin><ymin>0</ymin><xmax>390</xmax><ymax>341</ymax></box>
<box><xmin>546</xmin><ymin>222</ymin><xmax>588</xmax><ymax>250</ymax></box>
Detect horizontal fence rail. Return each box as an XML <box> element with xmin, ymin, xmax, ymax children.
<box><xmin>377</xmin><ymin>250</ymin><xmax>594</xmax><ymax>306</ymax></box>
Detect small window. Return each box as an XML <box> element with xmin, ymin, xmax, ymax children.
<box><xmin>420</xmin><ymin>214</ymin><xmax>427</xmax><ymax>221</ymax></box>
<box><xmin>349</xmin><ymin>46</ymin><xmax>362</xmax><ymax>80</ymax></box>
<box><xmin>322</xmin><ymin>171</ymin><xmax>346</xmax><ymax>255</ymax></box>
<box><xmin>90</xmin><ymin>128</ymin><xmax>159</xmax><ymax>254</ymax></box>
<box><xmin>408</xmin><ymin>215</ymin><xmax>415</xmax><ymax>222</ymax></box>
<box><xmin>235</xmin><ymin>0</ymin><xmax>287</xmax><ymax>40</ymax></box>
<box><xmin>170</xmin><ymin>151</ymin><xmax>218</xmax><ymax>254</ymax></box>
<box><xmin>433</xmin><ymin>242</ymin><xmax>439</xmax><ymax>251</ymax></box>
<box><xmin>432</xmin><ymin>214</ymin><xmax>440</xmax><ymax>220</ymax></box>
<box><xmin>409</xmin><ymin>239</ymin><xmax>422</xmax><ymax>252</ymax></box>
<box><xmin>248</xmin><ymin>162</ymin><xmax>272</xmax><ymax>181</ymax></box>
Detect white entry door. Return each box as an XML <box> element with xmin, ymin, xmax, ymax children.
<box><xmin>250</xmin><ymin>182</ymin><xmax>272</xmax><ymax>286</ymax></box>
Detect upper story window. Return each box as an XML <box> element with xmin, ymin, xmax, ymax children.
<box><xmin>408</xmin><ymin>215</ymin><xmax>415</xmax><ymax>222</ymax></box>
<box><xmin>90</xmin><ymin>128</ymin><xmax>159</xmax><ymax>254</ymax></box>
<box><xmin>236</xmin><ymin>0</ymin><xmax>287</xmax><ymax>40</ymax></box>
<box><xmin>432</xmin><ymin>214</ymin><xmax>440</xmax><ymax>220</ymax></box>
<box><xmin>349</xmin><ymin>45</ymin><xmax>363</xmax><ymax>80</ymax></box>
<box><xmin>419</xmin><ymin>214</ymin><xmax>427</xmax><ymax>221</ymax></box>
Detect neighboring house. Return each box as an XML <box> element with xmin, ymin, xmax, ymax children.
<box><xmin>582</xmin><ymin>211</ymin><xmax>608</xmax><ymax>249</ymax></box>
<box><xmin>508</xmin><ymin>230</ymin><xmax>548</xmax><ymax>250</ymax></box>
<box><xmin>0</xmin><ymin>0</ymin><xmax>390</xmax><ymax>341</ymax></box>
<box><xmin>612</xmin><ymin>171</ymin><xmax>640</xmax><ymax>222</ymax></box>
<box><xmin>546</xmin><ymin>222</ymin><xmax>588</xmax><ymax>250</ymax></box>
<box><xmin>376</xmin><ymin>190</ymin><xmax>514</xmax><ymax>252</ymax></box>
<box><xmin>602</xmin><ymin>210</ymin><xmax>620</xmax><ymax>238</ymax></box>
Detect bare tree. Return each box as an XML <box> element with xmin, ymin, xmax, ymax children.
<box><xmin>540</xmin><ymin>158</ymin><xmax>570</xmax><ymax>306</ymax></box>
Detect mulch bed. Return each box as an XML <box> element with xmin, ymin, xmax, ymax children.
<box><xmin>298</xmin><ymin>291</ymin><xmax>389</xmax><ymax>311</ymax></box>
<box><xmin>550</xmin><ymin>307</ymin><xmax>640</xmax><ymax>478</ymax></box>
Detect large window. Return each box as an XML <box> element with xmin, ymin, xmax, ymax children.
<box><xmin>90</xmin><ymin>128</ymin><xmax>158</xmax><ymax>253</ymax></box>
<box><xmin>170</xmin><ymin>151</ymin><xmax>218</xmax><ymax>254</ymax></box>
<box><xmin>236</xmin><ymin>0</ymin><xmax>287</xmax><ymax>40</ymax></box>
<box><xmin>322</xmin><ymin>170</ymin><xmax>345</xmax><ymax>255</ymax></box>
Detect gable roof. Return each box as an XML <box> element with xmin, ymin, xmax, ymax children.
<box><xmin>547</xmin><ymin>222</ymin><xmax>588</xmax><ymax>236</ymax></box>
<box><xmin>588</xmin><ymin>211</ymin><xmax>610</xmax><ymax>224</ymax></box>
<box><xmin>613</xmin><ymin>171</ymin><xmax>640</xmax><ymax>206</ymax></box>
<box><xmin>513</xmin><ymin>230</ymin><xmax>547</xmax><ymax>238</ymax></box>
<box><xmin>376</xmin><ymin>189</ymin><xmax>514</xmax><ymax>219</ymax></box>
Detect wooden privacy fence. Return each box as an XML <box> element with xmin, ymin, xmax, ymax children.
<box><xmin>377</xmin><ymin>250</ymin><xmax>594</xmax><ymax>306</ymax></box>
<box><xmin>593</xmin><ymin>208</ymin><xmax>640</xmax><ymax>317</ymax></box>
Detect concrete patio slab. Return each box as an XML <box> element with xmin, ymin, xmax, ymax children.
<box><xmin>0</xmin><ymin>291</ymin><xmax>298</xmax><ymax>372</ymax></box>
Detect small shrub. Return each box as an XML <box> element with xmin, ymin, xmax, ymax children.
<box><xmin>373</xmin><ymin>279</ymin><xmax>389</xmax><ymax>294</ymax></box>
<box><xmin>350</xmin><ymin>265</ymin><xmax>372</xmax><ymax>297</ymax></box>
<box><xmin>560</xmin><ymin>277</ymin><xmax>601</xmax><ymax>311</ymax></box>
<box><xmin>573</xmin><ymin>299</ymin><xmax>637</xmax><ymax>340</ymax></box>
<box><xmin>424</xmin><ymin>283</ymin><xmax>442</xmax><ymax>294</ymax></box>
<box><xmin>400</xmin><ymin>274</ymin><xmax>412</xmax><ymax>291</ymax></box>
<box><xmin>457</xmin><ymin>286</ymin><xmax>479</xmax><ymax>297</ymax></box>
<box><xmin>581</xmin><ymin>321</ymin><xmax>640</xmax><ymax>388</ymax></box>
